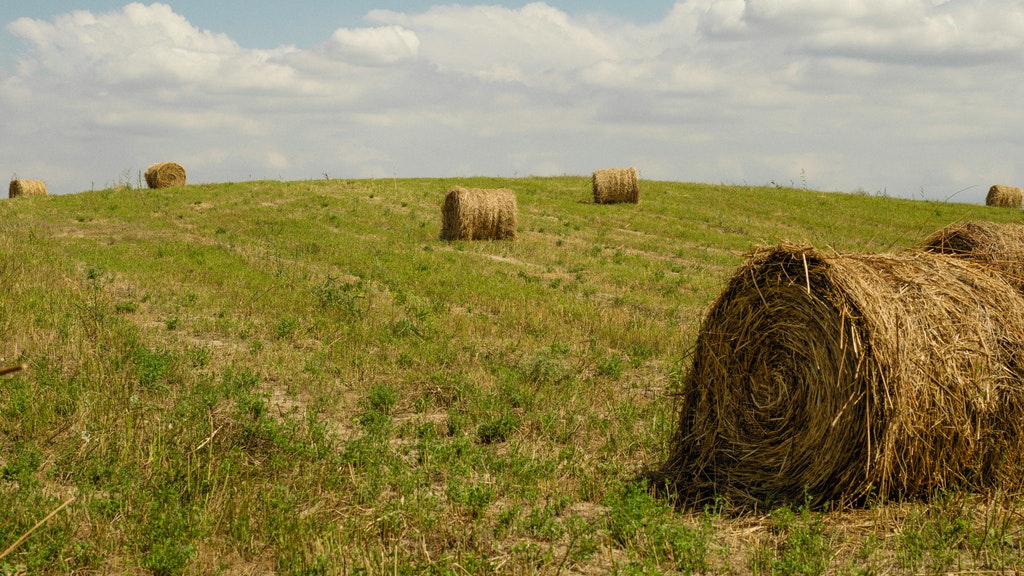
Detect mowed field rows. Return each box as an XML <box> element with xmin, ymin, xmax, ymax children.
<box><xmin>2</xmin><ymin>177</ymin><xmax>1023</xmax><ymax>575</ymax></box>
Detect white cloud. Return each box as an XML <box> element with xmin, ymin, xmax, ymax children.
<box><xmin>320</xmin><ymin>25</ymin><xmax>420</xmax><ymax>65</ymax></box>
<box><xmin>717</xmin><ymin>0</ymin><xmax>1024</xmax><ymax>67</ymax></box>
<box><xmin>6</xmin><ymin>2</ymin><xmax>310</xmax><ymax>95</ymax></box>
<box><xmin>8</xmin><ymin>4</ymin><xmax>236</xmax><ymax>79</ymax></box>
<box><xmin>2</xmin><ymin>1</ymin><xmax>1024</xmax><ymax>201</ymax></box>
<box><xmin>367</xmin><ymin>3</ymin><xmax>618</xmax><ymax>86</ymax></box>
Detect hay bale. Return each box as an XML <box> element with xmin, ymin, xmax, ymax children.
<box><xmin>144</xmin><ymin>162</ymin><xmax>187</xmax><ymax>189</ymax></box>
<box><xmin>922</xmin><ymin>221</ymin><xmax>1024</xmax><ymax>291</ymax></box>
<box><xmin>440</xmin><ymin>186</ymin><xmax>517</xmax><ymax>241</ymax></box>
<box><xmin>8</xmin><ymin>179</ymin><xmax>47</xmax><ymax>198</ymax></box>
<box><xmin>985</xmin><ymin>184</ymin><xmax>1022</xmax><ymax>208</ymax></box>
<box><xmin>662</xmin><ymin>244</ymin><xmax>1024</xmax><ymax>505</ymax></box>
<box><xmin>592</xmin><ymin>167</ymin><xmax>639</xmax><ymax>204</ymax></box>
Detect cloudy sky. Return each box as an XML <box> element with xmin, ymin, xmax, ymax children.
<box><xmin>2</xmin><ymin>1</ymin><xmax>1023</xmax><ymax>202</ymax></box>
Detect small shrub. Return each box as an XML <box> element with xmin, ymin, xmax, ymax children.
<box><xmin>447</xmin><ymin>480</ymin><xmax>495</xmax><ymax>520</ymax></box>
<box><xmin>274</xmin><ymin>317</ymin><xmax>298</xmax><ymax>338</ymax></box>
<box><xmin>366</xmin><ymin>384</ymin><xmax>398</xmax><ymax>415</ymax></box>
<box><xmin>132</xmin><ymin>346</ymin><xmax>174</xmax><ymax>389</ymax></box>
<box><xmin>115</xmin><ymin>301</ymin><xmax>138</xmax><ymax>313</ymax></box>
<box><xmin>477</xmin><ymin>413</ymin><xmax>519</xmax><ymax>444</ymax></box>
<box><xmin>519</xmin><ymin>346</ymin><xmax>571</xmax><ymax>385</ymax></box>
<box><xmin>597</xmin><ymin>353</ymin><xmax>624</xmax><ymax>379</ymax></box>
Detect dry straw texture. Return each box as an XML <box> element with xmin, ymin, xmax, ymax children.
<box><xmin>144</xmin><ymin>162</ymin><xmax>187</xmax><ymax>189</ymax></box>
<box><xmin>663</xmin><ymin>244</ymin><xmax>1024</xmax><ymax>506</ymax></box>
<box><xmin>592</xmin><ymin>167</ymin><xmax>639</xmax><ymax>204</ymax></box>
<box><xmin>985</xmin><ymin>184</ymin><xmax>1022</xmax><ymax>208</ymax></box>
<box><xmin>922</xmin><ymin>221</ymin><xmax>1024</xmax><ymax>292</ymax></box>
<box><xmin>8</xmin><ymin>179</ymin><xmax>47</xmax><ymax>198</ymax></box>
<box><xmin>440</xmin><ymin>186</ymin><xmax>517</xmax><ymax>241</ymax></box>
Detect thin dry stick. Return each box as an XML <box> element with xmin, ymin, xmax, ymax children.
<box><xmin>802</xmin><ymin>253</ymin><xmax>811</xmax><ymax>294</ymax></box>
<box><xmin>0</xmin><ymin>363</ymin><xmax>26</xmax><ymax>376</ymax></box>
<box><xmin>0</xmin><ymin>496</ymin><xmax>76</xmax><ymax>561</ymax></box>
<box><xmin>192</xmin><ymin>425</ymin><xmax>222</xmax><ymax>454</ymax></box>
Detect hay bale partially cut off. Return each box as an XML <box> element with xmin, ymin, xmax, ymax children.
<box><xmin>144</xmin><ymin>162</ymin><xmax>187</xmax><ymax>189</ymax></box>
<box><xmin>8</xmin><ymin>179</ymin><xmax>47</xmax><ymax>198</ymax></box>
<box><xmin>986</xmin><ymin>185</ymin><xmax>1022</xmax><ymax>208</ymax></box>
<box><xmin>922</xmin><ymin>221</ymin><xmax>1024</xmax><ymax>292</ymax></box>
<box><xmin>440</xmin><ymin>186</ymin><xmax>517</xmax><ymax>241</ymax></box>
<box><xmin>592</xmin><ymin>167</ymin><xmax>639</xmax><ymax>204</ymax></box>
<box><xmin>663</xmin><ymin>244</ymin><xmax>1024</xmax><ymax>505</ymax></box>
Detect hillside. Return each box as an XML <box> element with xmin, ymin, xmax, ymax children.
<box><xmin>2</xmin><ymin>177</ymin><xmax>1022</xmax><ymax>575</ymax></box>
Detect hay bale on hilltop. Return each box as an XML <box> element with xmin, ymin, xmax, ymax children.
<box><xmin>592</xmin><ymin>167</ymin><xmax>639</xmax><ymax>204</ymax></box>
<box><xmin>986</xmin><ymin>185</ymin><xmax>1022</xmax><ymax>208</ymax></box>
<box><xmin>662</xmin><ymin>244</ymin><xmax>1024</xmax><ymax>506</ymax></box>
<box><xmin>440</xmin><ymin>186</ymin><xmax>517</xmax><ymax>241</ymax></box>
<box><xmin>922</xmin><ymin>221</ymin><xmax>1024</xmax><ymax>291</ymax></box>
<box><xmin>144</xmin><ymin>162</ymin><xmax>187</xmax><ymax>189</ymax></box>
<box><xmin>9</xmin><ymin>179</ymin><xmax>47</xmax><ymax>198</ymax></box>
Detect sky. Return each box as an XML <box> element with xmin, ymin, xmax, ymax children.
<box><xmin>2</xmin><ymin>1</ymin><xmax>1023</xmax><ymax>203</ymax></box>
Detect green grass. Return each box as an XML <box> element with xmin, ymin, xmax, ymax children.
<box><xmin>1</xmin><ymin>177</ymin><xmax>1023</xmax><ymax>574</ymax></box>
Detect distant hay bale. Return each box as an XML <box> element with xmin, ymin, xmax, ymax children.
<box><xmin>662</xmin><ymin>244</ymin><xmax>1024</xmax><ymax>505</ymax></box>
<box><xmin>144</xmin><ymin>162</ymin><xmax>187</xmax><ymax>189</ymax></box>
<box><xmin>985</xmin><ymin>185</ymin><xmax>1022</xmax><ymax>208</ymax></box>
<box><xmin>440</xmin><ymin>186</ymin><xmax>517</xmax><ymax>241</ymax></box>
<box><xmin>8</xmin><ymin>179</ymin><xmax>47</xmax><ymax>198</ymax></box>
<box><xmin>922</xmin><ymin>221</ymin><xmax>1024</xmax><ymax>291</ymax></box>
<box><xmin>592</xmin><ymin>167</ymin><xmax>639</xmax><ymax>204</ymax></box>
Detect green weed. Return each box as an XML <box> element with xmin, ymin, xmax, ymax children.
<box><xmin>607</xmin><ymin>480</ymin><xmax>714</xmax><ymax>574</ymax></box>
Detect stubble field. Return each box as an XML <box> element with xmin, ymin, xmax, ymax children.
<box><xmin>2</xmin><ymin>176</ymin><xmax>1023</xmax><ymax>575</ymax></box>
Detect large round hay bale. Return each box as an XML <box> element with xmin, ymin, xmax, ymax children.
<box><xmin>144</xmin><ymin>162</ymin><xmax>187</xmax><ymax>189</ymax></box>
<box><xmin>922</xmin><ymin>221</ymin><xmax>1024</xmax><ymax>291</ymax></box>
<box><xmin>8</xmin><ymin>179</ymin><xmax>47</xmax><ymax>198</ymax></box>
<box><xmin>663</xmin><ymin>244</ymin><xmax>1024</xmax><ymax>505</ymax></box>
<box><xmin>592</xmin><ymin>167</ymin><xmax>639</xmax><ymax>204</ymax></box>
<box><xmin>985</xmin><ymin>184</ymin><xmax>1022</xmax><ymax>208</ymax></box>
<box><xmin>440</xmin><ymin>186</ymin><xmax>517</xmax><ymax>241</ymax></box>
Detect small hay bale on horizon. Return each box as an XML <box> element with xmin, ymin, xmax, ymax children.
<box><xmin>440</xmin><ymin>186</ymin><xmax>518</xmax><ymax>241</ymax></box>
<box><xmin>922</xmin><ymin>221</ymin><xmax>1024</xmax><ymax>292</ymax></box>
<box><xmin>660</xmin><ymin>244</ymin><xmax>1024</xmax><ymax>506</ymax></box>
<box><xmin>144</xmin><ymin>162</ymin><xmax>187</xmax><ymax>189</ymax></box>
<box><xmin>9</xmin><ymin>179</ymin><xmax>47</xmax><ymax>198</ymax></box>
<box><xmin>986</xmin><ymin>184</ymin><xmax>1022</xmax><ymax>208</ymax></box>
<box><xmin>592</xmin><ymin>167</ymin><xmax>639</xmax><ymax>204</ymax></box>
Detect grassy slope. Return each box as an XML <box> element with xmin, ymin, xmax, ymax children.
<box><xmin>1</xmin><ymin>177</ymin><xmax>1023</xmax><ymax>575</ymax></box>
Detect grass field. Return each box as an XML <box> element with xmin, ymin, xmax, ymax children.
<box><xmin>2</xmin><ymin>176</ymin><xmax>1023</xmax><ymax>575</ymax></box>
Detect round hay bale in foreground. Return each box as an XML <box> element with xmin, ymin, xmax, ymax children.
<box><xmin>144</xmin><ymin>162</ymin><xmax>187</xmax><ymax>189</ymax></box>
<box><xmin>592</xmin><ymin>167</ymin><xmax>639</xmax><ymax>204</ymax></box>
<box><xmin>663</xmin><ymin>244</ymin><xmax>1024</xmax><ymax>505</ymax></box>
<box><xmin>985</xmin><ymin>184</ymin><xmax>1022</xmax><ymax>208</ymax></box>
<box><xmin>922</xmin><ymin>221</ymin><xmax>1024</xmax><ymax>291</ymax></box>
<box><xmin>440</xmin><ymin>186</ymin><xmax>517</xmax><ymax>241</ymax></box>
<box><xmin>9</xmin><ymin>179</ymin><xmax>47</xmax><ymax>198</ymax></box>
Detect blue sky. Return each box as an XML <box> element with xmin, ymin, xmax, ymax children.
<box><xmin>2</xmin><ymin>2</ymin><xmax>677</xmax><ymax>51</ymax></box>
<box><xmin>2</xmin><ymin>1</ymin><xmax>1023</xmax><ymax>202</ymax></box>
